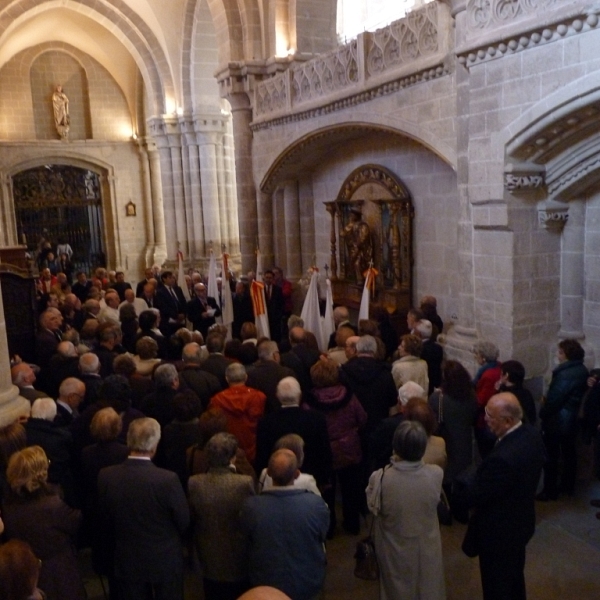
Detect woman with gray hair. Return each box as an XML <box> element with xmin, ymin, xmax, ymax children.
<box><xmin>472</xmin><ymin>340</ymin><xmax>502</xmax><ymax>458</ymax></box>
<box><xmin>188</xmin><ymin>432</ymin><xmax>255</xmax><ymax>600</ymax></box>
<box><xmin>366</xmin><ymin>421</ymin><xmax>445</xmax><ymax>600</ymax></box>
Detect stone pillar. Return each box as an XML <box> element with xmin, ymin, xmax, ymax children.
<box><xmin>146</xmin><ymin>140</ymin><xmax>168</xmax><ymax>265</ymax></box>
<box><xmin>0</xmin><ymin>280</ymin><xmax>29</xmax><ymax>427</ymax></box>
<box><xmin>224</xmin><ymin>117</ymin><xmax>241</xmax><ymax>256</ymax></box>
<box><xmin>198</xmin><ymin>131</ymin><xmax>222</xmax><ymax>253</ymax></box>
<box><xmin>560</xmin><ymin>199</ymin><xmax>585</xmax><ymax>338</ymax></box>
<box><xmin>137</xmin><ymin>141</ymin><xmax>156</xmax><ymax>266</ymax></box>
<box><xmin>186</xmin><ymin>134</ymin><xmax>204</xmax><ymax>260</ymax></box>
<box><xmin>283</xmin><ymin>180</ymin><xmax>302</xmax><ymax>278</ymax></box>
<box><xmin>0</xmin><ymin>174</ymin><xmax>18</xmax><ymax>247</ymax></box>
<box><xmin>257</xmin><ymin>190</ymin><xmax>274</xmax><ymax>266</ymax></box>
<box><xmin>168</xmin><ymin>137</ymin><xmax>188</xmax><ymax>256</ymax></box>
<box><xmin>229</xmin><ymin>93</ymin><xmax>258</xmax><ymax>272</ymax></box>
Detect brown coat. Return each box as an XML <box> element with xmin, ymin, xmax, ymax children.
<box><xmin>3</xmin><ymin>490</ymin><xmax>85</xmax><ymax>600</ymax></box>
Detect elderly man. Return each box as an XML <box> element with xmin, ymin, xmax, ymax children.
<box><xmin>255</xmin><ymin>377</ymin><xmax>331</xmax><ymax>489</ymax></box>
<box><xmin>240</xmin><ymin>449</ymin><xmax>329</xmax><ymax>600</ymax></box>
<box><xmin>327</xmin><ymin>325</ymin><xmax>356</xmax><ymax>366</ymax></box>
<box><xmin>98</xmin><ymin>417</ymin><xmax>190</xmax><ymax>600</ymax></box>
<box><xmin>110</xmin><ymin>271</ymin><xmax>132</xmax><ymax>302</ymax></box>
<box><xmin>414</xmin><ymin>319</ymin><xmax>443</xmax><ymax>394</ymax></box>
<box><xmin>98</xmin><ymin>291</ymin><xmax>120</xmax><ymax>323</ymax></box>
<box><xmin>179</xmin><ymin>343</ymin><xmax>220</xmax><ymax>410</ymax></box>
<box><xmin>187</xmin><ymin>282</ymin><xmax>221</xmax><ymax>339</ymax></box>
<box><xmin>136</xmin><ymin>267</ymin><xmax>155</xmax><ymax>297</ymax></box>
<box><xmin>78</xmin><ymin>352</ymin><xmax>103</xmax><ymax>409</ymax></box>
<box><xmin>142</xmin><ymin>363</ymin><xmax>182</xmax><ymax>428</ymax></box>
<box><xmin>119</xmin><ymin>288</ymin><xmax>148</xmax><ymax>316</ymax></box>
<box><xmin>11</xmin><ymin>362</ymin><xmax>47</xmax><ymax>403</ymax></box>
<box><xmin>25</xmin><ymin>397</ymin><xmax>76</xmax><ymax>504</ymax></box>
<box><xmin>208</xmin><ymin>363</ymin><xmax>266</xmax><ymax>463</ymax></box>
<box><xmin>46</xmin><ymin>340</ymin><xmax>80</xmax><ymax>397</ymax></box>
<box><xmin>246</xmin><ymin>340</ymin><xmax>295</xmax><ymax>412</ymax></box>
<box><xmin>55</xmin><ymin>377</ymin><xmax>85</xmax><ymax>427</ymax></box>
<box><xmin>35</xmin><ymin>308</ymin><xmax>64</xmax><ymax>367</ymax></box>
<box><xmin>327</xmin><ymin>305</ymin><xmax>356</xmax><ymax>349</ymax></box>
<box><xmin>456</xmin><ymin>393</ymin><xmax>545</xmax><ymax>600</ymax></box>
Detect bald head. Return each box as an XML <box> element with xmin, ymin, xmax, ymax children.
<box><xmin>11</xmin><ymin>363</ymin><xmax>36</xmax><ymax>386</ymax></box>
<box><xmin>57</xmin><ymin>341</ymin><xmax>77</xmax><ymax>358</ymax></box>
<box><xmin>267</xmin><ymin>449</ymin><xmax>299</xmax><ymax>487</ymax></box>
<box><xmin>484</xmin><ymin>392</ymin><xmax>523</xmax><ymax>438</ymax></box>
<box><xmin>237</xmin><ymin>587</ymin><xmax>292</xmax><ymax>600</ymax></box>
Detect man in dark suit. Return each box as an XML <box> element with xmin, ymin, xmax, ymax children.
<box><xmin>35</xmin><ymin>308</ymin><xmax>64</xmax><ymax>368</ymax></box>
<box><xmin>155</xmin><ymin>271</ymin><xmax>186</xmax><ymax>335</ymax></box>
<box><xmin>247</xmin><ymin>340</ymin><xmax>295</xmax><ymax>412</ymax></box>
<box><xmin>199</xmin><ymin>332</ymin><xmax>233</xmax><ymax>389</ymax></box>
<box><xmin>186</xmin><ymin>282</ymin><xmax>221</xmax><ymax>339</ymax></box>
<box><xmin>109</xmin><ymin>271</ymin><xmax>133</xmax><ymax>302</ymax></box>
<box><xmin>54</xmin><ymin>377</ymin><xmax>85</xmax><ymax>427</ymax></box>
<box><xmin>179</xmin><ymin>343</ymin><xmax>221</xmax><ymax>410</ymax></box>
<box><xmin>98</xmin><ymin>417</ymin><xmax>190</xmax><ymax>600</ymax></box>
<box><xmin>263</xmin><ymin>270</ymin><xmax>284</xmax><ymax>343</ymax></box>
<box><xmin>415</xmin><ymin>319</ymin><xmax>444</xmax><ymax>394</ymax></box>
<box><xmin>457</xmin><ymin>393</ymin><xmax>545</xmax><ymax>600</ymax></box>
<box><xmin>72</xmin><ymin>271</ymin><xmax>93</xmax><ymax>303</ymax></box>
<box><xmin>11</xmin><ymin>362</ymin><xmax>47</xmax><ymax>403</ymax></box>
<box><xmin>255</xmin><ymin>376</ymin><xmax>331</xmax><ymax>489</ymax></box>
<box><xmin>136</xmin><ymin>268</ymin><xmax>155</xmax><ymax>297</ymax></box>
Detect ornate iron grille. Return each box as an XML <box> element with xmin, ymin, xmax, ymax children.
<box><xmin>13</xmin><ymin>165</ymin><xmax>106</xmax><ymax>275</ymax></box>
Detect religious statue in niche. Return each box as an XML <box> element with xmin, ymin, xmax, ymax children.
<box><xmin>341</xmin><ymin>207</ymin><xmax>373</xmax><ymax>284</ymax></box>
<box><xmin>324</xmin><ymin>164</ymin><xmax>413</xmax><ymax>314</ymax></box>
<box><xmin>52</xmin><ymin>85</ymin><xmax>70</xmax><ymax>140</ymax></box>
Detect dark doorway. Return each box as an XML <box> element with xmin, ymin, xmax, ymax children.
<box><xmin>12</xmin><ymin>165</ymin><xmax>106</xmax><ymax>276</ymax></box>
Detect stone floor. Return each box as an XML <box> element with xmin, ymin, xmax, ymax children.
<box><xmin>81</xmin><ymin>477</ymin><xmax>600</xmax><ymax>600</ymax></box>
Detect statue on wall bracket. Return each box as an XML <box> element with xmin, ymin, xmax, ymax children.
<box><xmin>324</xmin><ymin>164</ymin><xmax>413</xmax><ymax>316</ymax></box>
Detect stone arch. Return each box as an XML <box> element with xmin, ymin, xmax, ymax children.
<box><xmin>259</xmin><ymin>116</ymin><xmax>457</xmax><ymax>193</ymax></box>
<box><xmin>3</xmin><ymin>153</ymin><xmax>120</xmax><ymax>267</ymax></box>
<box><xmin>0</xmin><ymin>0</ymin><xmax>173</xmax><ymax>116</ymax></box>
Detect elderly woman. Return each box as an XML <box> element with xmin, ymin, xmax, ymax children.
<box><xmin>0</xmin><ymin>421</ymin><xmax>27</xmax><ymax>495</ymax></box>
<box><xmin>473</xmin><ymin>340</ymin><xmax>502</xmax><ymax>458</ymax></box>
<box><xmin>403</xmin><ymin>398</ymin><xmax>447</xmax><ymax>470</ymax></box>
<box><xmin>2</xmin><ymin>446</ymin><xmax>85</xmax><ymax>600</ymax></box>
<box><xmin>391</xmin><ymin>334</ymin><xmax>429</xmax><ymax>392</ymax></box>
<box><xmin>188</xmin><ymin>432</ymin><xmax>256</xmax><ymax>600</ymax></box>
<box><xmin>366</xmin><ymin>421</ymin><xmax>445</xmax><ymax>600</ymax></box>
<box><xmin>133</xmin><ymin>336</ymin><xmax>161</xmax><ymax>376</ymax></box>
<box><xmin>305</xmin><ymin>359</ymin><xmax>367</xmax><ymax>536</ymax></box>
<box><xmin>538</xmin><ymin>338</ymin><xmax>589</xmax><ymax>500</ymax></box>
<box><xmin>186</xmin><ymin>407</ymin><xmax>256</xmax><ymax>482</ymax></box>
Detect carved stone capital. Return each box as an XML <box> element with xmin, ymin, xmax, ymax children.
<box><xmin>537</xmin><ymin>199</ymin><xmax>568</xmax><ymax>231</ymax></box>
<box><xmin>504</xmin><ymin>172</ymin><xmax>545</xmax><ymax>192</ymax></box>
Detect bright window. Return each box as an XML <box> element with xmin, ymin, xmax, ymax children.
<box><xmin>336</xmin><ymin>0</ymin><xmax>434</xmax><ymax>42</ymax></box>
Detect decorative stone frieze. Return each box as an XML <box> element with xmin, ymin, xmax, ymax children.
<box><xmin>458</xmin><ymin>8</ymin><xmax>599</xmax><ymax>68</ymax></box>
<box><xmin>466</xmin><ymin>0</ymin><xmax>559</xmax><ymax>32</ymax></box>
<box><xmin>537</xmin><ymin>199</ymin><xmax>568</xmax><ymax>231</ymax></box>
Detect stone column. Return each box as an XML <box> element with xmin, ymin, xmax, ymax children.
<box><xmin>228</xmin><ymin>93</ymin><xmax>258</xmax><ymax>272</ymax></box>
<box><xmin>198</xmin><ymin>131</ymin><xmax>222</xmax><ymax>253</ymax></box>
<box><xmin>224</xmin><ymin>117</ymin><xmax>241</xmax><ymax>256</ymax></box>
<box><xmin>560</xmin><ymin>199</ymin><xmax>585</xmax><ymax>338</ymax></box>
<box><xmin>168</xmin><ymin>137</ymin><xmax>188</xmax><ymax>256</ymax></box>
<box><xmin>186</xmin><ymin>134</ymin><xmax>204</xmax><ymax>260</ymax></box>
<box><xmin>257</xmin><ymin>190</ymin><xmax>274</xmax><ymax>266</ymax></box>
<box><xmin>137</xmin><ymin>141</ymin><xmax>156</xmax><ymax>266</ymax></box>
<box><xmin>0</xmin><ymin>174</ymin><xmax>18</xmax><ymax>247</ymax></box>
<box><xmin>283</xmin><ymin>180</ymin><xmax>302</xmax><ymax>278</ymax></box>
<box><xmin>0</xmin><ymin>281</ymin><xmax>29</xmax><ymax>427</ymax></box>
<box><xmin>146</xmin><ymin>140</ymin><xmax>168</xmax><ymax>265</ymax></box>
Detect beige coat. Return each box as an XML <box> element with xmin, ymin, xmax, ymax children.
<box><xmin>391</xmin><ymin>355</ymin><xmax>429</xmax><ymax>391</ymax></box>
<box><xmin>367</xmin><ymin>460</ymin><xmax>445</xmax><ymax>600</ymax></box>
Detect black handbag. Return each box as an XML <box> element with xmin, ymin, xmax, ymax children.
<box><xmin>354</xmin><ymin>466</ymin><xmax>387</xmax><ymax>580</ymax></box>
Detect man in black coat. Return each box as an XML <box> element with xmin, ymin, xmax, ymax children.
<box><xmin>98</xmin><ymin>417</ymin><xmax>190</xmax><ymax>600</ymax></box>
<box><xmin>186</xmin><ymin>282</ymin><xmax>221</xmax><ymax>339</ymax></box>
<box><xmin>179</xmin><ymin>342</ymin><xmax>222</xmax><ymax>410</ymax></box>
<box><xmin>198</xmin><ymin>332</ymin><xmax>233</xmax><ymax>389</ymax></box>
<box><xmin>109</xmin><ymin>271</ymin><xmax>133</xmax><ymax>302</ymax></box>
<box><xmin>135</xmin><ymin>268</ymin><xmax>155</xmax><ymax>297</ymax></box>
<box><xmin>457</xmin><ymin>393</ymin><xmax>545</xmax><ymax>600</ymax></box>
<box><xmin>263</xmin><ymin>270</ymin><xmax>284</xmax><ymax>343</ymax></box>
<box><xmin>415</xmin><ymin>319</ymin><xmax>444</xmax><ymax>394</ymax></box>
<box><xmin>72</xmin><ymin>271</ymin><xmax>93</xmax><ymax>303</ymax></box>
<box><xmin>246</xmin><ymin>340</ymin><xmax>295</xmax><ymax>413</ymax></box>
<box><xmin>255</xmin><ymin>376</ymin><xmax>332</xmax><ymax>488</ymax></box>
<box><xmin>154</xmin><ymin>271</ymin><xmax>186</xmax><ymax>335</ymax></box>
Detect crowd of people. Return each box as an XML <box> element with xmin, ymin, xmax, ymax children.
<box><xmin>1</xmin><ymin>263</ymin><xmax>599</xmax><ymax>600</ymax></box>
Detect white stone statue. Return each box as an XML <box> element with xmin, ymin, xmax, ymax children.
<box><xmin>52</xmin><ymin>85</ymin><xmax>70</xmax><ymax>139</ymax></box>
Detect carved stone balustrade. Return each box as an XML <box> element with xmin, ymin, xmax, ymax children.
<box><xmin>252</xmin><ymin>2</ymin><xmax>452</xmax><ymax>128</ymax></box>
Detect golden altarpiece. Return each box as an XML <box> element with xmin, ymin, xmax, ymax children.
<box><xmin>324</xmin><ymin>164</ymin><xmax>413</xmax><ymax>318</ymax></box>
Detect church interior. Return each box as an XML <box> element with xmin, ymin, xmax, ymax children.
<box><xmin>1</xmin><ymin>0</ymin><xmax>600</xmax><ymax>597</ymax></box>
